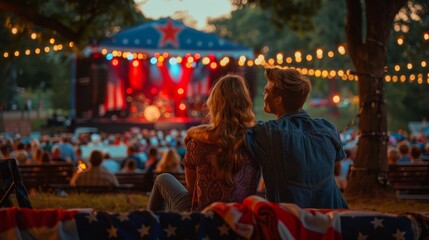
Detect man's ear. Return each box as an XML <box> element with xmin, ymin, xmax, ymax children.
<box><xmin>275</xmin><ymin>95</ymin><xmax>283</xmax><ymax>105</ymax></box>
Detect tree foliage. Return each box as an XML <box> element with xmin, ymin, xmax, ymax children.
<box><xmin>0</xmin><ymin>0</ymin><xmax>148</xmax><ymax>109</ymax></box>
<box><xmin>0</xmin><ymin>0</ymin><xmax>146</xmax><ymax>48</ymax></box>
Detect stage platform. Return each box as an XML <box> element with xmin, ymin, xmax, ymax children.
<box><xmin>74</xmin><ymin>117</ymin><xmax>201</xmax><ymax>133</ymax></box>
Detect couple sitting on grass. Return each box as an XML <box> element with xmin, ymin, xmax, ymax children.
<box><xmin>148</xmin><ymin>66</ymin><xmax>348</xmax><ymax>212</ymax></box>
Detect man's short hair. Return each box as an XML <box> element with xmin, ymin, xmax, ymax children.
<box><xmin>397</xmin><ymin>141</ymin><xmax>409</xmax><ymax>155</ymax></box>
<box><xmin>265</xmin><ymin>66</ymin><xmax>312</xmax><ymax>112</ymax></box>
<box><xmin>89</xmin><ymin>150</ymin><xmax>103</xmax><ymax>167</ymax></box>
<box><xmin>410</xmin><ymin>146</ymin><xmax>421</xmax><ymax>159</ymax></box>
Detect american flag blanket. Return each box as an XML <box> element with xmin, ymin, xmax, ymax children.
<box><xmin>0</xmin><ymin>196</ymin><xmax>427</xmax><ymax>240</ymax></box>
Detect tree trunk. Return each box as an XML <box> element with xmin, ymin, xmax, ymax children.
<box><xmin>344</xmin><ymin>0</ymin><xmax>407</xmax><ymax>198</ymax></box>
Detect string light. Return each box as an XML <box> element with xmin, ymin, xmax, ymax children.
<box><xmin>316</xmin><ymin>48</ymin><xmax>323</xmax><ymax>59</ymax></box>
<box><xmin>338</xmin><ymin>45</ymin><xmax>346</xmax><ymax>55</ymax></box>
<box><xmin>397</xmin><ymin>36</ymin><xmax>404</xmax><ymax>45</ymax></box>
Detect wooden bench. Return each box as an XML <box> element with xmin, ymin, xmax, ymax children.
<box><xmin>115</xmin><ymin>172</ymin><xmax>186</xmax><ymax>192</ymax></box>
<box><xmin>18</xmin><ymin>163</ymin><xmax>75</xmax><ymax>192</ymax></box>
<box><xmin>115</xmin><ymin>173</ymin><xmax>152</xmax><ymax>192</ymax></box>
<box><xmin>388</xmin><ymin>163</ymin><xmax>429</xmax><ymax>200</ymax></box>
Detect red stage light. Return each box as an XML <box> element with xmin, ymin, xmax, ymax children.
<box><xmin>132</xmin><ymin>60</ymin><xmax>139</xmax><ymax>67</ymax></box>
<box><xmin>126</xmin><ymin>88</ymin><xmax>133</xmax><ymax>95</ymax></box>
<box><xmin>177</xmin><ymin>88</ymin><xmax>184</xmax><ymax>95</ymax></box>
<box><xmin>210</xmin><ymin>62</ymin><xmax>217</xmax><ymax>70</ymax></box>
<box><xmin>130</xmin><ymin>106</ymin><xmax>137</xmax><ymax>113</ymax></box>
<box><xmin>92</xmin><ymin>53</ymin><xmax>102</xmax><ymax>59</ymax></box>
<box><xmin>179</xmin><ymin>103</ymin><xmax>186</xmax><ymax>111</ymax></box>
<box><xmin>112</xmin><ymin>59</ymin><xmax>119</xmax><ymax>66</ymax></box>
<box><xmin>151</xmin><ymin>88</ymin><xmax>157</xmax><ymax>95</ymax></box>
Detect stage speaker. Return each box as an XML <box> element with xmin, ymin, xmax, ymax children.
<box><xmin>75</xmin><ymin>57</ymin><xmax>108</xmax><ymax>118</ymax></box>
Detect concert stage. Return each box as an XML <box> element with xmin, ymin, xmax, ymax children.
<box><xmin>74</xmin><ymin>117</ymin><xmax>201</xmax><ymax>133</ymax></box>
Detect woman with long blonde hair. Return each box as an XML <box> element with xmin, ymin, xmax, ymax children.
<box><xmin>156</xmin><ymin>148</ymin><xmax>182</xmax><ymax>173</ymax></box>
<box><xmin>148</xmin><ymin>74</ymin><xmax>260</xmax><ymax>212</ymax></box>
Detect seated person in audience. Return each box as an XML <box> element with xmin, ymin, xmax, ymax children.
<box><xmin>70</xmin><ymin>149</ymin><xmax>119</xmax><ymax>187</ymax></box>
<box><xmin>387</xmin><ymin>148</ymin><xmax>399</xmax><ymax>165</ymax></box>
<box><xmin>142</xmin><ymin>147</ymin><xmax>159</xmax><ymax>191</ymax></box>
<box><xmin>39</xmin><ymin>150</ymin><xmax>52</xmax><ymax>163</ymax></box>
<box><xmin>54</xmin><ymin>135</ymin><xmax>76</xmax><ymax>164</ymax></box>
<box><xmin>51</xmin><ymin>146</ymin><xmax>67</xmax><ymax>162</ymax></box>
<box><xmin>13</xmin><ymin>142</ymin><xmax>28</xmax><ymax>165</ymax></box>
<box><xmin>421</xmin><ymin>143</ymin><xmax>429</xmax><ymax>161</ymax></box>
<box><xmin>410</xmin><ymin>145</ymin><xmax>424</xmax><ymax>164</ymax></box>
<box><xmin>339</xmin><ymin>149</ymin><xmax>354</xmax><ymax>179</ymax></box>
<box><xmin>101</xmin><ymin>152</ymin><xmax>120</xmax><ymax>173</ymax></box>
<box><xmin>334</xmin><ymin>162</ymin><xmax>347</xmax><ymax>192</ymax></box>
<box><xmin>245</xmin><ymin>66</ymin><xmax>347</xmax><ymax>208</ymax></box>
<box><xmin>120</xmin><ymin>145</ymin><xmax>144</xmax><ymax>170</ymax></box>
<box><xmin>176</xmin><ymin>140</ymin><xmax>186</xmax><ymax>160</ymax></box>
<box><xmin>32</xmin><ymin>148</ymin><xmax>43</xmax><ymax>164</ymax></box>
<box><xmin>144</xmin><ymin>147</ymin><xmax>159</xmax><ymax>171</ymax></box>
<box><xmin>148</xmin><ymin>74</ymin><xmax>260</xmax><ymax>212</ymax></box>
<box><xmin>1</xmin><ymin>145</ymin><xmax>11</xmax><ymax>159</ymax></box>
<box><xmin>155</xmin><ymin>148</ymin><xmax>182</xmax><ymax>173</ymax></box>
<box><xmin>120</xmin><ymin>159</ymin><xmax>142</xmax><ymax>173</ymax></box>
<box><xmin>397</xmin><ymin>141</ymin><xmax>411</xmax><ymax>163</ymax></box>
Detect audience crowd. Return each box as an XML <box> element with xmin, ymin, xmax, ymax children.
<box><xmin>1</xmin><ymin>124</ymin><xmax>429</xmax><ymax>192</ymax></box>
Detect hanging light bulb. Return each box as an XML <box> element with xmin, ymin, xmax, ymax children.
<box><xmin>397</xmin><ymin>36</ymin><xmax>404</xmax><ymax>45</ymax></box>
<box><xmin>338</xmin><ymin>45</ymin><xmax>346</xmax><ymax>55</ymax></box>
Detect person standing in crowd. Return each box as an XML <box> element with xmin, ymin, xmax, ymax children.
<box><xmin>148</xmin><ymin>74</ymin><xmax>260</xmax><ymax>212</ymax></box>
<box><xmin>245</xmin><ymin>66</ymin><xmax>348</xmax><ymax>209</ymax></box>
<box><xmin>70</xmin><ymin>149</ymin><xmax>119</xmax><ymax>187</ymax></box>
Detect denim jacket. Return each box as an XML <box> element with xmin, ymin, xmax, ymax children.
<box><xmin>245</xmin><ymin>109</ymin><xmax>348</xmax><ymax>209</ymax></box>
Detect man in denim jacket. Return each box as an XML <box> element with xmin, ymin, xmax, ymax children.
<box><xmin>245</xmin><ymin>66</ymin><xmax>348</xmax><ymax>209</ymax></box>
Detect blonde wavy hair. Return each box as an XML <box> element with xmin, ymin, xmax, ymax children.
<box><xmin>186</xmin><ymin>74</ymin><xmax>255</xmax><ymax>185</ymax></box>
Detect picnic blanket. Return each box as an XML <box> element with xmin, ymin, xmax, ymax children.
<box><xmin>1</xmin><ymin>196</ymin><xmax>428</xmax><ymax>239</ymax></box>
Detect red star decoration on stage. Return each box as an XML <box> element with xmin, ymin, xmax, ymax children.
<box><xmin>155</xmin><ymin>19</ymin><xmax>183</xmax><ymax>48</ymax></box>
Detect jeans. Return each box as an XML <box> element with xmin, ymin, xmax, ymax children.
<box><xmin>147</xmin><ymin>173</ymin><xmax>191</xmax><ymax>212</ymax></box>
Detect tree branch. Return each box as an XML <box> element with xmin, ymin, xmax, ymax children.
<box><xmin>0</xmin><ymin>0</ymin><xmax>80</xmax><ymax>42</ymax></box>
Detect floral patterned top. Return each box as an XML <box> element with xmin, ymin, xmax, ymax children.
<box><xmin>182</xmin><ymin>138</ymin><xmax>260</xmax><ymax>211</ymax></box>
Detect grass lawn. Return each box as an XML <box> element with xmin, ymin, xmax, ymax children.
<box><xmin>26</xmin><ymin>192</ymin><xmax>429</xmax><ymax>213</ymax></box>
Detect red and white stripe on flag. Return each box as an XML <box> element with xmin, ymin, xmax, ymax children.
<box><xmin>104</xmin><ymin>66</ymin><xmax>125</xmax><ymax>111</ymax></box>
<box><xmin>0</xmin><ymin>208</ymin><xmax>80</xmax><ymax>239</ymax></box>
